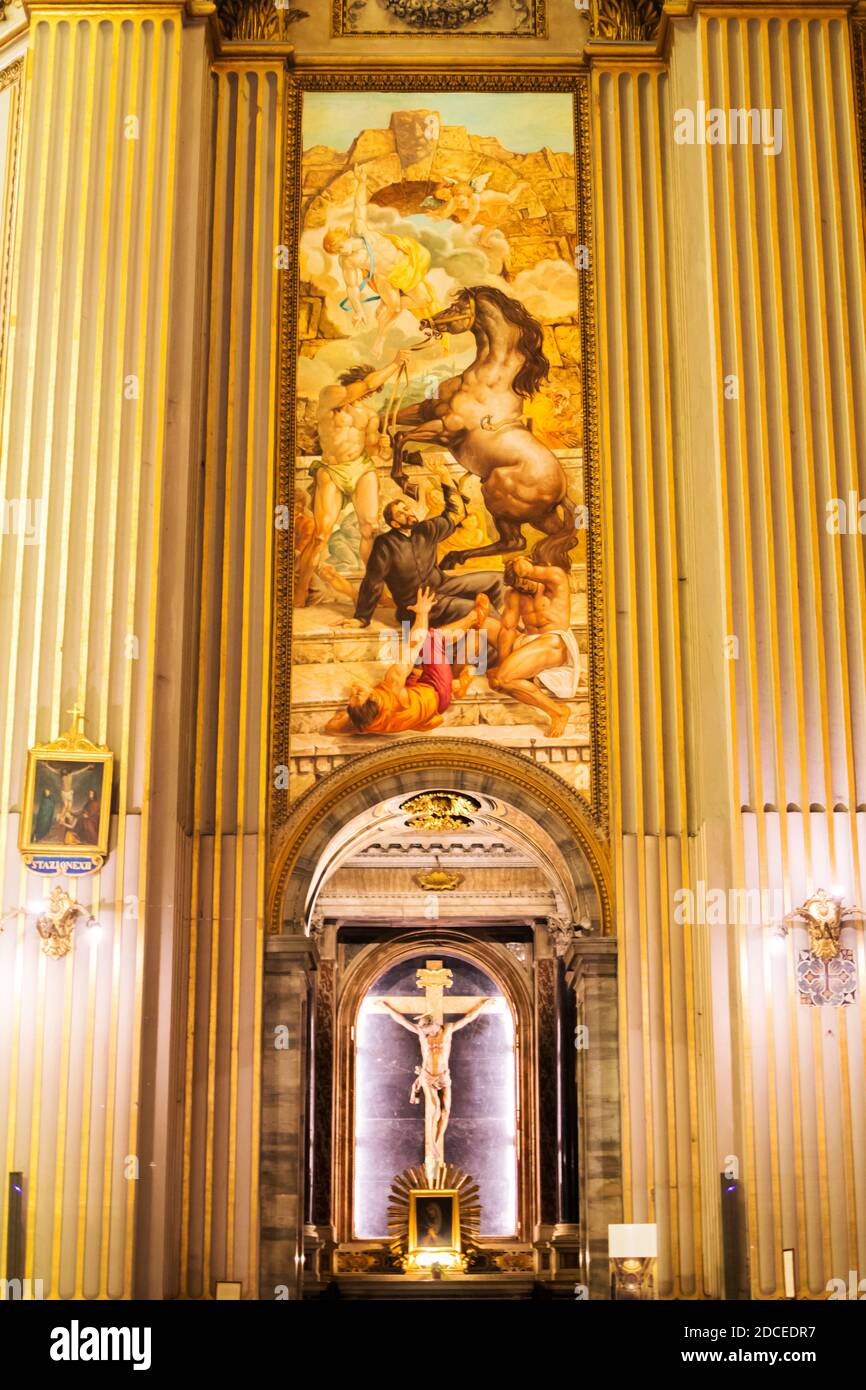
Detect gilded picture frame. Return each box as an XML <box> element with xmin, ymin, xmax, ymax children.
<box><xmin>272</xmin><ymin>70</ymin><xmax>606</xmax><ymax>836</ymax></box>
<box><xmin>408</xmin><ymin>1188</ymin><xmax>461</xmax><ymax>1256</ymax></box>
<box><xmin>19</xmin><ymin>718</ymin><xmax>113</xmax><ymax>875</ymax></box>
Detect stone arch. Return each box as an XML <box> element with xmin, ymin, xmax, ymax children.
<box><xmin>267</xmin><ymin>737</ymin><xmax>612</xmax><ymax>936</ymax></box>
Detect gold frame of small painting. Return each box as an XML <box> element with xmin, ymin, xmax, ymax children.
<box><xmin>408</xmin><ymin>1189</ymin><xmax>461</xmax><ymax>1261</ymax></box>
<box><xmin>19</xmin><ymin>714</ymin><xmax>113</xmax><ymax>874</ymax></box>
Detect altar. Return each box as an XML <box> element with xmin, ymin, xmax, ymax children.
<box><xmin>259</xmin><ymin>775</ymin><xmax>620</xmax><ymax>1300</ymax></box>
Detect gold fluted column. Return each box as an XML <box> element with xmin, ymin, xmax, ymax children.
<box><xmin>692</xmin><ymin>0</ymin><xmax>866</xmax><ymax>1300</ymax></box>
<box><xmin>588</xmin><ymin>28</ymin><xmax>710</xmax><ymax>1298</ymax></box>
<box><xmin>179</xmin><ymin>21</ymin><xmax>285</xmax><ymax>1299</ymax></box>
<box><xmin>591</xmin><ymin>0</ymin><xmax>866</xmax><ymax>1300</ymax></box>
<box><xmin>0</xmin><ymin>0</ymin><xmax>214</xmax><ymax>1298</ymax></box>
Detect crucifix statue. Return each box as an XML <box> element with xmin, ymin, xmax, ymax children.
<box><xmin>372</xmin><ymin>960</ymin><xmax>497</xmax><ymax>1182</ymax></box>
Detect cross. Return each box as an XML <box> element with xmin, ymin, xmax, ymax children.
<box><xmin>66</xmin><ymin>704</ymin><xmax>85</xmax><ymax>733</ymax></box>
<box><xmin>371</xmin><ymin>959</ymin><xmax>504</xmax><ymax>1025</ymax></box>
<box><xmin>369</xmin><ymin>960</ymin><xmax>503</xmax><ymax>1181</ymax></box>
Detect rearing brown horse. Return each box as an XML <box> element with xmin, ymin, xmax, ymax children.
<box><xmin>390</xmin><ymin>285</ymin><xmax>578</xmax><ymax>570</ymax></box>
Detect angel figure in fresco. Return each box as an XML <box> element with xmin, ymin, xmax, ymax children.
<box><xmin>422</xmin><ymin>173</ymin><xmax>529</xmax><ymax>267</ymax></box>
<box><xmin>323</xmin><ymin>165</ymin><xmax>438</xmax><ymax>355</ymax></box>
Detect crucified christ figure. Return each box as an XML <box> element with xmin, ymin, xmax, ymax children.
<box><xmin>377</xmin><ymin>997</ymin><xmax>495</xmax><ymax>1170</ymax></box>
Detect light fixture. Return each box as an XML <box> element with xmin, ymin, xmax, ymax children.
<box><xmin>774</xmin><ymin>888</ymin><xmax>864</xmax><ymax>961</ymax></box>
<box><xmin>608</xmin><ymin>1223</ymin><xmax>657</xmax><ymax>1300</ymax></box>
<box><xmin>2</xmin><ymin>887</ymin><xmax>100</xmax><ymax>956</ymax></box>
<box><xmin>34</xmin><ymin>885</ymin><xmax>99</xmax><ymax>958</ymax></box>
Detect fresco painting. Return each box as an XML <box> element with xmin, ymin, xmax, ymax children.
<box><xmin>290</xmin><ymin>92</ymin><xmax>590</xmax><ymax>802</ymax></box>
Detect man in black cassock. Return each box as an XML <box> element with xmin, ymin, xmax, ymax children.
<box><xmin>341</xmin><ymin>460</ymin><xmax>504</xmax><ymax>630</ymax></box>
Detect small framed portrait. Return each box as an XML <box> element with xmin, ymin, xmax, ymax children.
<box><xmin>408</xmin><ymin>1190</ymin><xmax>460</xmax><ymax>1256</ymax></box>
<box><xmin>19</xmin><ymin>716</ymin><xmax>113</xmax><ymax>874</ymax></box>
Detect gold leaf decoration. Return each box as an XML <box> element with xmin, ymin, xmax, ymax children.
<box><xmin>415</xmin><ymin>866</ymin><xmax>463</xmax><ymax>892</ymax></box>
<box><xmin>591</xmin><ymin>0</ymin><xmax>662</xmax><ymax>42</ymax></box>
<box><xmin>401</xmin><ymin>791</ymin><xmax>480</xmax><ymax>832</ymax></box>
<box><xmin>215</xmin><ymin>0</ymin><xmax>309</xmax><ymax>42</ymax></box>
<box><xmin>387</xmin><ymin>1162</ymin><xmax>481</xmax><ymax>1268</ymax></box>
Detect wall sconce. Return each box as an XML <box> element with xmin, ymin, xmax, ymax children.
<box><xmin>36</xmin><ymin>886</ymin><xmax>99</xmax><ymax>957</ymax></box>
<box><xmin>2</xmin><ymin>886</ymin><xmax>99</xmax><ymax>958</ymax></box>
<box><xmin>772</xmin><ymin>889</ymin><xmax>864</xmax><ymax>1007</ymax></box>
<box><xmin>776</xmin><ymin>888</ymin><xmax>864</xmax><ymax>959</ymax></box>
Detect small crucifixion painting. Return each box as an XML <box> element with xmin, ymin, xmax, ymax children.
<box><xmin>370</xmin><ymin>960</ymin><xmax>501</xmax><ymax>1182</ymax></box>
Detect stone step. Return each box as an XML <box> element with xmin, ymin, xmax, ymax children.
<box><xmin>290</xmin><ymin>723</ymin><xmax>590</xmax><ymax>756</ymax></box>
<box><xmin>291</xmin><ymin>615</ymin><xmax>589</xmax><ymax>666</ymax></box>
<box><xmin>287</xmin><ymin>724</ymin><xmax>593</xmax><ymax>802</ymax></box>
<box><xmin>289</xmin><ymin>665</ymin><xmax>591</xmax><ymax>736</ymax></box>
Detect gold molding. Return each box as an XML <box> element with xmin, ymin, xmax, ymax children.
<box><xmin>853</xmin><ymin>15</ymin><xmax>866</xmax><ymax>221</ymax></box>
<box><xmin>271</xmin><ymin>68</ymin><xmax>609</xmax><ymax>836</ymax></box>
<box><xmin>0</xmin><ymin>56</ymin><xmax>23</xmax><ymax>457</ymax></box>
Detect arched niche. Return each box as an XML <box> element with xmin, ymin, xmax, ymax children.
<box><xmin>259</xmin><ymin>738</ymin><xmax>619</xmax><ymax>1298</ymax></box>
<box><xmin>335</xmin><ymin>930</ymin><xmax>536</xmax><ymax>1246</ymax></box>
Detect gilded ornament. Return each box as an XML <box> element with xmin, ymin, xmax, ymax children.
<box><xmin>494</xmin><ymin>1249</ymin><xmax>534</xmax><ymax>1272</ymax></box>
<box><xmin>386</xmin><ymin>1162</ymin><xmax>480</xmax><ymax>1274</ymax></box>
<box><xmin>590</xmin><ymin>0</ymin><xmax>662</xmax><ymax>43</ymax></box>
<box><xmin>334</xmin><ymin>0</ymin><xmax>544</xmax><ymax>38</ymax></box>
<box><xmin>782</xmin><ymin>889</ymin><xmax>864</xmax><ymax>963</ymax></box>
<box><xmin>376</xmin><ymin>0</ymin><xmax>497</xmax><ymax>28</ymax></box>
<box><xmin>415</xmin><ymin>864</ymin><xmax>463</xmax><ymax>892</ymax></box>
<box><xmin>401</xmin><ymin>791</ymin><xmax>480</xmax><ymax>831</ymax></box>
<box><xmin>34</xmin><ymin>885</ymin><xmax>98</xmax><ymax>960</ymax></box>
<box><xmin>215</xmin><ymin>0</ymin><xmax>309</xmax><ymax>41</ymax></box>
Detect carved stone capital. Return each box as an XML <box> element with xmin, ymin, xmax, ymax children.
<box><xmin>546</xmin><ymin>912</ymin><xmax>594</xmax><ymax>958</ymax></box>
<box><xmin>545</xmin><ymin>915</ymin><xmax>575</xmax><ymax>958</ymax></box>
<box><xmin>214</xmin><ymin>0</ymin><xmax>308</xmax><ymax>43</ymax></box>
<box><xmin>590</xmin><ymin>0</ymin><xmax>662</xmax><ymax>41</ymax></box>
